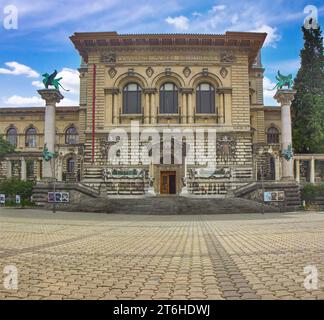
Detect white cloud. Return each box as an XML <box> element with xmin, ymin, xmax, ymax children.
<box><xmin>0</xmin><ymin>62</ymin><xmax>39</xmax><ymax>78</ymax></box>
<box><xmin>192</xmin><ymin>11</ymin><xmax>202</xmax><ymax>17</ymax></box>
<box><xmin>56</xmin><ymin>68</ymin><xmax>79</xmax><ymax>94</ymax></box>
<box><xmin>211</xmin><ymin>5</ymin><xmax>226</xmax><ymax>12</ymax></box>
<box><xmin>165</xmin><ymin>16</ymin><xmax>189</xmax><ymax>30</ymax></box>
<box><xmin>1</xmin><ymin>94</ymin><xmax>79</xmax><ymax>107</ymax></box>
<box><xmin>2</xmin><ymin>95</ymin><xmax>43</xmax><ymax>106</ymax></box>
<box><xmin>251</xmin><ymin>25</ymin><xmax>281</xmax><ymax>48</ymax></box>
<box><xmin>31</xmin><ymin>80</ymin><xmax>43</xmax><ymax>88</ymax></box>
<box><xmin>57</xmin><ymin>98</ymin><xmax>79</xmax><ymax>106</ymax></box>
<box><xmin>263</xmin><ymin>77</ymin><xmax>279</xmax><ymax>106</ymax></box>
<box><xmin>162</xmin><ymin>3</ymin><xmax>282</xmax><ymax>48</ymax></box>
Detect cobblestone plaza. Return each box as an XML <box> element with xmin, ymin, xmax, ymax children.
<box><xmin>0</xmin><ymin>208</ymin><xmax>323</xmax><ymax>300</ymax></box>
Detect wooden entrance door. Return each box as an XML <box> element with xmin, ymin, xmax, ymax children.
<box><xmin>160</xmin><ymin>171</ymin><xmax>176</xmax><ymax>194</ymax></box>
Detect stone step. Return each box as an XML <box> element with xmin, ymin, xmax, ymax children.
<box><xmin>104</xmin><ymin>197</ymin><xmax>281</xmax><ymax>214</ymax></box>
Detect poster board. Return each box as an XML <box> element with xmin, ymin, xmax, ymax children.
<box><xmin>48</xmin><ymin>192</ymin><xmax>70</xmax><ymax>203</ymax></box>
<box><xmin>0</xmin><ymin>194</ymin><xmax>5</xmax><ymax>204</ymax></box>
<box><xmin>264</xmin><ymin>191</ymin><xmax>285</xmax><ymax>202</ymax></box>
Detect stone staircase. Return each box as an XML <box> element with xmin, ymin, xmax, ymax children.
<box><xmin>85</xmin><ymin>196</ymin><xmax>280</xmax><ymax>215</ymax></box>
<box><xmin>83</xmin><ymin>166</ymin><xmax>102</xmax><ymax>181</ymax></box>
<box><xmin>234</xmin><ymin>181</ymin><xmax>301</xmax><ymax>211</ymax></box>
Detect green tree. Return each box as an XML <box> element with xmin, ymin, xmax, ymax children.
<box><xmin>0</xmin><ymin>135</ymin><xmax>15</xmax><ymax>157</ymax></box>
<box><xmin>291</xmin><ymin>25</ymin><xmax>324</xmax><ymax>153</ymax></box>
<box><xmin>0</xmin><ymin>178</ymin><xmax>34</xmax><ymax>199</ymax></box>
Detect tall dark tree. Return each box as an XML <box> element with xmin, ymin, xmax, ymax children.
<box><xmin>0</xmin><ymin>135</ymin><xmax>15</xmax><ymax>157</ymax></box>
<box><xmin>291</xmin><ymin>25</ymin><xmax>324</xmax><ymax>153</ymax></box>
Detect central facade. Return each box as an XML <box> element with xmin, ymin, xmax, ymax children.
<box><xmin>70</xmin><ymin>31</ymin><xmax>268</xmax><ymax>195</ymax></box>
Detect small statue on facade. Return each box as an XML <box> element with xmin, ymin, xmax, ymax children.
<box><xmin>42</xmin><ymin>143</ymin><xmax>57</xmax><ymax>162</ymax></box>
<box><xmin>281</xmin><ymin>144</ymin><xmax>294</xmax><ymax>161</ymax></box>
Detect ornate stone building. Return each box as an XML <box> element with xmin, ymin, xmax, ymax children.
<box><xmin>0</xmin><ymin>32</ymin><xmax>323</xmax><ymax>197</ymax></box>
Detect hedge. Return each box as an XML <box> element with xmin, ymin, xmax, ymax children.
<box><xmin>0</xmin><ymin>178</ymin><xmax>35</xmax><ymax>206</ymax></box>
<box><xmin>301</xmin><ymin>184</ymin><xmax>324</xmax><ymax>203</ymax></box>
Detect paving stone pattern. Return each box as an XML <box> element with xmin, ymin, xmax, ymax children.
<box><xmin>0</xmin><ymin>208</ymin><xmax>323</xmax><ymax>300</ymax></box>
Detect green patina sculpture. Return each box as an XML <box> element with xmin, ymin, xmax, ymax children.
<box><xmin>282</xmin><ymin>144</ymin><xmax>294</xmax><ymax>161</ymax></box>
<box><xmin>42</xmin><ymin>70</ymin><xmax>70</xmax><ymax>91</ymax></box>
<box><xmin>42</xmin><ymin>144</ymin><xmax>58</xmax><ymax>162</ymax></box>
<box><xmin>272</xmin><ymin>71</ymin><xmax>294</xmax><ymax>90</ymax></box>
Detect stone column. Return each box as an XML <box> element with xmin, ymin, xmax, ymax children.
<box><xmin>181</xmin><ymin>93</ymin><xmax>187</xmax><ymax>124</ymax></box>
<box><xmin>6</xmin><ymin>160</ymin><xmax>12</xmax><ymax>179</ymax></box>
<box><xmin>180</xmin><ymin>88</ymin><xmax>193</xmax><ymax>124</ymax></box>
<box><xmin>145</xmin><ymin>93</ymin><xmax>150</xmax><ymax>124</ymax></box>
<box><xmin>38</xmin><ymin>89</ymin><xmax>64</xmax><ymax>180</ymax></box>
<box><xmin>275</xmin><ymin>155</ymin><xmax>280</xmax><ymax>181</ymax></box>
<box><xmin>274</xmin><ymin>89</ymin><xmax>296</xmax><ymax>181</ymax></box>
<box><xmin>151</xmin><ymin>93</ymin><xmax>157</xmax><ymax>124</ymax></box>
<box><xmin>187</xmin><ymin>93</ymin><xmax>194</xmax><ymax>124</ymax></box>
<box><xmin>20</xmin><ymin>158</ymin><xmax>27</xmax><ymax>181</ymax></box>
<box><xmin>295</xmin><ymin>159</ymin><xmax>300</xmax><ymax>183</ymax></box>
<box><xmin>116</xmin><ymin>93</ymin><xmax>121</xmax><ymax>124</ymax></box>
<box><xmin>113</xmin><ymin>93</ymin><xmax>119</xmax><ymax>124</ymax></box>
<box><xmin>224</xmin><ymin>92</ymin><xmax>232</xmax><ymax>125</ymax></box>
<box><xmin>105</xmin><ymin>88</ymin><xmax>119</xmax><ymax>125</ymax></box>
<box><xmin>110</xmin><ymin>93</ymin><xmax>114</xmax><ymax>124</ymax></box>
<box><xmin>310</xmin><ymin>157</ymin><xmax>315</xmax><ymax>184</ymax></box>
<box><xmin>218</xmin><ymin>92</ymin><xmax>224</xmax><ymax>124</ymax></box>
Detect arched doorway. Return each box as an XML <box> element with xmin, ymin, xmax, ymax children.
<box><xmin>269</xmin><ymin>156</ymin><xmax>275</xmax><ymax>180</ymax></box>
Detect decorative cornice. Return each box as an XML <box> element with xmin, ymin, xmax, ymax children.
<box><xmin>78</xmin><ymin>67</ymin><xmax>88</xmax><ymax>73</ymax></box>
<box><xmin>70</xmin><ymin>31</ymin><xmax>266</xmax><ymax>66</ymax></box>
<box><xmin>0</xmin><ymin>107</ymin><xmax>79</xmax><ymax>114</ymax></box>
<box><xmin>274</xmin><ymin>89</ymin><xmax>296</xmax><ymax>105</ymax></box>
<box><xmin>104</xmin><ymin>87</ymin><xmax>120</xmax><ymax>94</ymax></box>
<box><xmin>143</xmin><ymin>88</ymin><xmax>157</xmax><ymax>94</ymax></box>
<box><xmin>180</xmin><ymin>88</ymin><xmax>194</xmax><ymax>94</ymax></box>
<box><xmin>37</xmin><ymin>89</ymin><xmax>64</xmax><ymax>105</ymax></box>
<box><xmin>217</xmin><ymin>87</ymin><xmax>232</xmax><ymax>94</ymax></box>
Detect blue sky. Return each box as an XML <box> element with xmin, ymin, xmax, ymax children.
<box><xmin>0</xmin><ymin>0</ymin><xmax>323</xmax><ymax>107</ymax></box>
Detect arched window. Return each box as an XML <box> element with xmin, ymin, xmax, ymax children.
<box><xmin>67</xmin><ymin>158</ymin><xmax>75</xmax><ymax>173</ymax></box>
<box><xmin>25</xmin><ymin>127</ymin><xmax>37</xmax><ymax>148</ymax></box>
<box><xmin>196</xmin><ymin>83</ymin><xmax>215</xmax><ymax>114</ymax></box>
<box><xmin>6</xmin><ymin>127</ymin><xmax>17</xmax><ymax>147</ymax></box>
<box><xmin>160</xmin><ymin>83</ymin><xmax>178</xmax><ymax>114</ymax></box>
<box><xmin>267</xmin><ymin>127</ymin><xmax>279</xmax><ymax>144</ymax></box>
<box><xmin>123</xmin><ymin>83</ymin><xmax>142</xmax><ymax>114</ymax></box>
<box><xmin>65</xmin><ymin>126</ymin><xmax>78</xmax><ymax>144</ymax></box>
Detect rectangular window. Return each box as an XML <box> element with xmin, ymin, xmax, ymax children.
<box><xmin>197</xmin><ymin>91</ymin><xmax>215</xmax><ymax>113</ymax></box>
<box><xmin>123</xmin><ymin>91</ymin><xmax>141</xmax><ymax>114</ymax></box>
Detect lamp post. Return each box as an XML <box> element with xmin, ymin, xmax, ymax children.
<box><xmin>42</xmin><ymin>144</ymin><xmax>58</xmax><ymax>213</ymax></box>
<box><xmin>49</xmin><ymin>157</ymin><xmax>56</xmax><ymax>213</ymax></box>
<box><xmin>258</xmin><ymin>147</ymin><xmax>265</xmax><ymax>215</ymax></box>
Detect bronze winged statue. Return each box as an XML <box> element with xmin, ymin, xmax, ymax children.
<box><xmin>42</xmin><ymin>70</ymin><xmax>70</xmax><ymax>91</ymax></box>
<box><xmin>272</xmin><ymin>71</ymin><xmax>294</xmax><ymax>90</ymax></box>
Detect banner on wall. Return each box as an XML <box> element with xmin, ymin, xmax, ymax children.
<box><xmin>48</xmin><ymin>192</ymin><xmax>70</xmax><ymax>203</ymax></box>
<box><xmin>264</xmin><ymin>191</ymin><xmax>285</xmax><ymax>202</ymax></box>
<box><xmin>15</xmin><ymin>195</ymin><xmax>21</xmax><ymax>204</ymax></box>
<box><xmin>0</xmin><ymin>194</ymin><xmax>5</xmax><ymax>204</ymax></box>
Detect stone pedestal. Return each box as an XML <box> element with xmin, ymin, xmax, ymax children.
<box><xmin>274</xmin><ymin>89</ymin><xmax>296</xmax><ymax>181</ymax></box>
<box><xmin>37</xmin><ymin>89</ymin><xmax>64</xmax><ymax>180</ymax></box>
